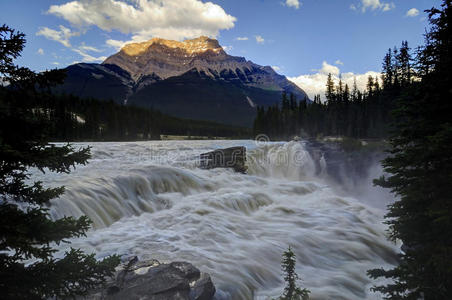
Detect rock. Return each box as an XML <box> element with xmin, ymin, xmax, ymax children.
<box><xmin>200</xmin><ymin>146</ymin><xmax>247</xmax><ymax>173</ymax></box>
<box><xmin>80</xmin><ymin>259</ymin><xmax>216</xmax><ymax>300</ymax></box>
<box><xmin>106</xmin><ymin>285</ymin><xmax>121</xmax><ymax>295</ymax></box>
<box><xmin>190</xmin><ymin>273</ymin><xmax>216</xmax><ymax>300</ymax></box>
<box><xmin>304</xmin><ymin>139</ymin><xmax>387</xmax><ymax>194</ymax></box>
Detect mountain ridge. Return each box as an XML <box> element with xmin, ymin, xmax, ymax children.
<box><xmin>102</xmin><ymin>36</ymin><xmax>306</xmax><ymax>98</ymax></box>
<box><xmin>55</xmin><ymin>36</ymin><xmax>309</xmax><ymax>127</ymax></box>
<box><xmin>120</xmin><ymin>36</ymin><xmax>224</xmax><ymax>57</ymax></box>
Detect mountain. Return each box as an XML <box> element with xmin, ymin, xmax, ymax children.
<box><xmin>55</xmin><ymin>36</ymin><xmax>308</xmax><ymax>127</ymax></box>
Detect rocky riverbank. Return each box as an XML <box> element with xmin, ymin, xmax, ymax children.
<box><xmin>80</xmin><ymin>258</ymin><xmax>216</xmax><ymax>300</ymax></box>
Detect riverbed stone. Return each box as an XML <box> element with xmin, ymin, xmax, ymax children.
<box><xmin>80</xmin><ymin>259</ymin><xmax>216</xmax><ymax>300</ymax></box>
<box><xmin>190</xmin><ymin>273</ymin><xmax>216</xmax><ymax>300</ymax></box>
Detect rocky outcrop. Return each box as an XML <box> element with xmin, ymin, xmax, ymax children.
<box><xmin>303</xmin><ymin>139</ymin><xmax>392</xmax><ymax>209</ymax></box>
<box><xmin>200</xmin><ymin>146</ymin><xmax>247</xmax><ymax>173</ymax></box>
<box><xmin>104</xmin><ymin>37</ymin><xmax>228</xmax><ymax>81</ymax></box>
<box><xmin>82</xmin><ymin>258</ymin><xmax>216</xmax><ymax>300</ymax></box>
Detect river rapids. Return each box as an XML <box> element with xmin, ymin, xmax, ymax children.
<box><xmin>33</xmin><ymin>140</ymin><xmax>399</xmax><ymax>299</ymax></box>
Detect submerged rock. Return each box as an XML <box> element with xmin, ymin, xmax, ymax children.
<box><xmin>82</xmin><ymin>258</ymin><xmax>216</xmax><ymax>300</ymax></box>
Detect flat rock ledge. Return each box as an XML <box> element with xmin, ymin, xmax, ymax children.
<box><xmin>80</xmin><ymin>258</ymin><xmax>216</xmax><ymax>300</ymax></box>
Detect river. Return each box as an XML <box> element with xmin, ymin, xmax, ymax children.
<box><xmin>33</xmin><ymin>140</ymin><xmax>399</xmax><ymax>299</ymax></box>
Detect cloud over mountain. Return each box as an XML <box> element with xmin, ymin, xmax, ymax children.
<box><xmin>47</xmin><ymin>0</ymin><xmax>236</xmax><ymax>42</ymax></box>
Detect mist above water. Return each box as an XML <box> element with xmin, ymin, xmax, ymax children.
<box><xmin>36</xmin><ymin>140</ymin><xmax>398</xmax><ymax>299</ymax></box>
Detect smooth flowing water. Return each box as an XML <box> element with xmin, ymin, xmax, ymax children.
<box><xmin>34</xmin><ymin>140</ymin><xmax>399</xmax><ymax>299</ymax></box>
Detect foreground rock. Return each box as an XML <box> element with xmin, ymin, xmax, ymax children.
<box><xmin>81</xmin><ymin>258</ymin><xmax>216</xmax><ymax>300</ymax></box>
<box><xmin>200</xmin><ymin>146</ymin><xmax>247</xmax><ymax>173</ymax></box>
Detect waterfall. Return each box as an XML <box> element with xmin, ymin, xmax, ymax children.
<box><xmin>40</xmin><ymin>140</ymin><xmax>398</xmax><ymax>299</ymax></box>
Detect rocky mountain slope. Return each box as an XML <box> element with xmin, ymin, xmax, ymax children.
<box><xmin>55</xmin><ymin>36</ymin><xmax>308</xmax><ymax>127</ymax></box>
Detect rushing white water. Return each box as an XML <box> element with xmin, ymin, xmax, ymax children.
<box><xmin>35</xmin><ymin>140</ymin><xmax>399</xmax><ymax>299</ymax></box>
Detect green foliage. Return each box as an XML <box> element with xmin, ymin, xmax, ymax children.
<box><xmin>368</xmin><ymin>1</ymin><xmax>452</xmax><ymax>299</ymax></box>
<box><xmin>0</xmin><ymin>24</ymin><xmax>120</xmax><ymax>299</ymax></box>
<box><xmin>276</xmin><ymin>247</ymin><xmax>310</xmax><ymax>300</ymax></box>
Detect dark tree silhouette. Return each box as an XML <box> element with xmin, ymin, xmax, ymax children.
<box><xmin>368</xmin><ymin>1</ymin><xmax>452</xmax><ymax>299</ymax></box>
<box><xmin>0</xmin><ymin>25</ymin><xmax>120</xmax><ymax>299</ymax></box>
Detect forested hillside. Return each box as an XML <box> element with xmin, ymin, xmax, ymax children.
<box><xmin>0</xmin><ymin>89</ymin><xmax>250</xmax><ymax>141</ymax></box>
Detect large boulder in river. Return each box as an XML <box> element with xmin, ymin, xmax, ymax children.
<box><xmin>200</xmin><ymin>146</ymin><xmax>247</xmax><ymax>173</ymax></box>
<box><xmin>82</xmin><ymin>258</ymin><xmax>216</xmax><ymax>300</ymax></box>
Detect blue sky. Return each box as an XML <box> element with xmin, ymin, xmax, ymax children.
<box><xmin>0</xmin><ymin>0</ymin><xmax>440</xmax><ymax>98</ymax></box>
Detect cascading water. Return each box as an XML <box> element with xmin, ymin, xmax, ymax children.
<box><xmin>37</xmin><ymin>140</ymin><xmax>399</xmax><ymax>299</ymax></box>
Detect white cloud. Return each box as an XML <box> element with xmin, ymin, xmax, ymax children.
<box><xmin>289</xmin><ymin>73</ymin><xmax>328</xmax><ymax>101</ymax></box>
<box><xmin>335</xmin><ymin>60</ymin><xmax>344</xmax><ymax>66</ymax></box>
<box><xmin>37</xmin><ymin>48</ymin><xmax>44</xmax><ymax>55</ymax></box>
<box><xmin>382</xmin><ymin>2</ymin><xmax>395</xmax><ymax>11</ymax></box>
<box><xmin>255</xmin><ymin>35</ymin><xmax>265</xmax><ymax>44</ymax></box>
<box><xmin>73</xmin><ymin>48</ymin><xmax>107</xmax><ymax>63</ymax></box>
<box><xmin>318</xmin><ymin>61</ymin><xmax>340</xmax><ymax>76</ymax></box>
<box><xmin>222</xmin><ymin>45</ymin><xmax>233</xmax><ymax>52</ymax></box>
<box><xmin>236</xmin><ymin>37</ymin><xmax>249</xmax><ymax>41</ymax></box>
<box><xmin>36</xmin><ymin>25</ymin><xmax>80</xmax><ymax>47</ymax></box>
<box><xmin>47</xmin><ymin>0</ymin><xmax>236</xmax><ymax>42</ymax></box>
<box><xmin>351</xmin><ymin>0</ymin><xmax>395</xmax><ymax>13</ymax></box>
<box><xmin>79</xmin><ymin>43</ymin><xmax>102</xmax><ymax>53</ymax></box>
<box><xmin>288</xmin><ymin>61</ymin><xmax>381</xmax><ymax>101</ymax></box>
<box><xmin>106</xmin><ymin>39</ymin><xmax>127</xmax><ymax>51</ymax></box>
<box><xmin>406</xmin><ymin>8</ymin><xmax>419</xmax><ymax>17</ymax></box>
<box><xmin>285</xmin><ymin>0</ymin><xmax>300</xmax><ymax>9</ymax></box>
<box><xmin>272</xmin><ymin>66</ymin><xmax>281</xmax><ymax>72</ymax></box>
<box><xmin>362</xmin><ymin>0</ymin><xmax>384</xmax><ymax>11</ymax></box>
<box><xmin>72</xmin><ymin>43</ymin><xmax>106</xmax><ymax>63</ymax></box>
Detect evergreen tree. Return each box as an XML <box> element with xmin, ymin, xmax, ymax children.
<box><xmin>352</xmin><ymin>77</ymin><xmax>359</xmax><ymax>101</ymax></box>
<box><xmin>382</xmin><ymin>48</ymin><xmax>394</xmax><ymax>88</ymax></box>
<box><xmin>366</xmin><ymin>75</ymin><xmax>374</xmax><ymax>97</ymax></box>
<box><xmin>325</xmin><ymin>73</ymin><xmax>335</xmax><ymax>103</ymax></box>
<box><xmin>281</xmin><ymin>91</ymin><xmax>290</xmax><ymax>110</ymax></box>
<box><xmin>397</xmin><ymin>41</ymin><xmax>412</xmax><ymax>87</ymax></box>
<box><xmin>276</xmin><ymin>247</ymin><xmax>310</xmax><ymax>300</ymax></box>
<box><xmin>337</xmin><ymin>78</ymin><xmax>344</xmax><ymax>102</ymax></box>
<box><xmin>374</xmin><ymin>76</ymin><xmax>380</xmax><ymax>93</ymax></box>
<box><xmin>343</xmin><ymin>83</ymin><xmax>350</xmax><ymax>103</ymax></box>
<box><xmin>368</xmin><ymin>1</ymin><xmax>452</xmax><ymax>298</ymax></box>
<box><xmin>0</xmin><ymin>25</ymin><xmax>120</xmax><ymax>299</ymax></box>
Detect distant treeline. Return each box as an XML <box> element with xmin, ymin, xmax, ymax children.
<box><xmin>253</xmin><ymin>41</ymin><xmax>414</xmax><ymax>140</ymax></box>
<box><xmin>0</xmin><ymin>90</ymin><xmax>250</xmax><ymax>141</ymax></box>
